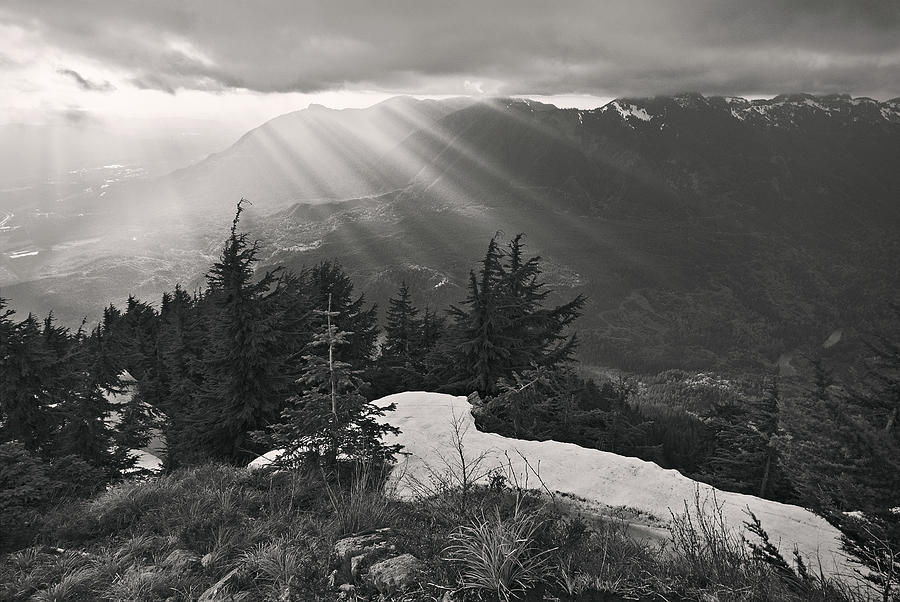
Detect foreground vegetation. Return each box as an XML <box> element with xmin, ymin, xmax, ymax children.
<box><xmin>0</xmin><ymin>462</ymin><xmax>883</xmax><ymax>602</ymax></box>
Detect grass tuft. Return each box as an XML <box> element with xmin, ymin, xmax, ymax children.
<box><xmin>324</xmin><ymin>461</ymin><xmax>397</xmax><ymax>537</ymax></box>
<box><xmin>445</xmin><ymin>496</ymin><xmax>555</xmax><ymax>602</ymax></box>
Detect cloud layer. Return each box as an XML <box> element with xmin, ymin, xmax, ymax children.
<box><xmin>2</xmin><ymin>0</ymin><xmax>899</xmax><ymax>98</ymax></box>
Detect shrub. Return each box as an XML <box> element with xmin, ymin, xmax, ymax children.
<box><xmin>668</xmin><ymin>487</ymin><xmax>747</xmax><ymax>586</ymax></box>
<box><xmin>445</xmin><ymin>498</ymin><xmax>555</xmax><ymax>602</ymax></box>
<box><xmin>240</xmin><ymin>536</ymin><xmax>325</xmax><ymax>599</ymax></box>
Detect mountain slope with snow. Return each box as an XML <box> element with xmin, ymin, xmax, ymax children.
<box><xmin>375</xmin><ymin>391</ymin><xmax>852</xmax><ymax>578</ymax></box>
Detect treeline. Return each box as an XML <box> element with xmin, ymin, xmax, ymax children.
<box><xmin>0</xmin><ymin>205</ymin><xmax>586</xmax><ymax>483</ymax></box>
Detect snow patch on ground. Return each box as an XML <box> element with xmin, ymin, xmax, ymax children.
<box><xmin>248</xmin><ymin>448</ymin><xmax>286</xmax><ymax>471</ymax></box>
<box><xmin>125</xmin><ymin>450</ymin><xmax>162</xmax><ymax>474</ymax></box>
<box><xmin>375</xmin><ymin>392</ymin><xmax>852</xmax><ymax>577</ymax></box>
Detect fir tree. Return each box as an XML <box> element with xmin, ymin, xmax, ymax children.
<box><xmin>447</xmin><ymin>233</ymin><xmax>585</xmax><ymax>396</ymax></box>
<box><xmin>156</xmin><ymin>285</ymin><xmax>207</xmax><ymax>468</ymax></box>
<box><xmin>195</xmin><ymin>201</ymin><xmax>291</xmax><ymax>464</ymax></box>
<box><xmin>859</xmin><ymin>331</ymin><xmax>900</xmax><ymax>434</ymax></box>
<box><xmin>826</xmin><ymin>509</ymin><xmax>900</xmax><ymax>602</ymax></box>
<box><xmin>701</xmin><ymin>376</ymin><xmax>786</xmax><ymax>499</ymax></box>
<box><xmin>54</xmin><ymin>323</ymin><xmax>132</xmax><ymax>474</ymax></box>
<box><xmin>301</xmin><ymin>261</ymin><xmax>378</xmax><ymax>370</ymax></box>
<box><xmin>373</xmin><ymin>282</ymin><xmax>424</xmax><ymax>395</ymax></box>
<box><xmin>780</xmin><ymin>355</ymin><xmax>900</xmax><ymax>512</ymax></box>
<box><xmin>264</xmin><ymin>295</ymin><xmax>400</xmax><ymax>467</ymax></box>
<box><xmin>0</xmin><ymin>303</ymin><xmax>60</xmax><ymax>452</ymax></box>
<box><xmin>383</xmin><ymin>282</ymin><xmax>421</xmax><ymax>358</ymax></box>
<box><xmin>448</xmin><ymin>235</ymin><xmax>509</xmax><ymax>395</ymax></box>
<box><xmin>420</xmin><ymin>306</ymin><xmax>446</xmax><ymax>352</ymax></box>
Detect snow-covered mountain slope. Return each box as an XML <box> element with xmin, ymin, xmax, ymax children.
<box><xmin>595</xmin><ymin>92</ymin><xmax>900</xmax><ymax>129</ymax></box>
<box><xmin>375</xmin><ymin>391</ymin><xmax>852</xmax><ymax>577</ymax></box>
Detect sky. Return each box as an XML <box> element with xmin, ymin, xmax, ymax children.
<box><xmin>1</xmin><ymin>0</ymin><xmax>898</xmax><ymax>169</ymax></box>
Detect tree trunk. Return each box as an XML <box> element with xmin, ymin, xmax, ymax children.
<box><xmin>328</xmin><ymin>293</ymin><xmax>337</xmax><ymax>419</ymax></box>
<box><xmin>760</xmin><ymin>447</ymin><xmax>773</xmax><ymax>498</ymax></box>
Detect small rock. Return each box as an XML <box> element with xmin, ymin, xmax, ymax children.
<box><xmin>350</xmin><ymin>543</ymin><xmax>396</xmax><ymax>579</ymax></box>
<box><xmin>338</xmin><ymin>583</ymin><xmax>356</xmax><ymax>599</ymax></box>
<box><xmin>333</xmin><ymin>528</ymin><xmax>395</xmax><ymax>581</ymax></box>
<box><xmin>367</xmin><ymin>554</ymin><xmax>423</xmax><ymax>595</ymax></box>
<box><xmin>201</xmin><ymin>552</ymin><xmax>215</xmax><ymax>567</ymax></box>
<box><xmin>333</xmin><ymin>528</ymin><xmax>393</xmax><ymax>564</ymax></box>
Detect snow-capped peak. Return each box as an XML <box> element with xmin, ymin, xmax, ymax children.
<box><xmin>595</xmin><ymin>93</ymin><xmax>900</xmax><ymax>129</ymax></box>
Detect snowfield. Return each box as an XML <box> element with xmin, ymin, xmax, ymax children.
<box><xmin>373</xmin><ymin>391</ymin><xmax>853</xmax><ymax>578</ymax></box>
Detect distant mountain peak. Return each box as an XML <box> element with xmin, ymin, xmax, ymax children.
<box><xmin>595</xmin><ymin>92</ymin><xmax>900</xmax><ymax>129</ymax></box>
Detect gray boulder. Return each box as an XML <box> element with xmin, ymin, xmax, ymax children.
<box><xmin>367</xmin><ymin>554</ymin><xmax>423</xmax><ymax>595</ymax></box>
<box><xmin>333</xmin><ymin>528</ymin><xmax>396</xmax><ymax>581</ymax></box>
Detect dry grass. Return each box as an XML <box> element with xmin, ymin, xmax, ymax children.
<box><xmin>324</xmin><ymin>461</ymin><xmax>398</xmax><ymax>536</ymax></box>
<box><xmin>0</xmin><ymin>462</ymin><xmax>875</xmax><ymax>602</ymax></box>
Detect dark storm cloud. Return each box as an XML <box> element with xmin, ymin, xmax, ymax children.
<box><xmin>57</xmin><ymin>68</ymin><xmax>116</xmax><ymax>92</ymax></box>
<box><xmin>4</xmin><ymin>0</ymin><xmax>899</xmax><ymax>98</ymax></box>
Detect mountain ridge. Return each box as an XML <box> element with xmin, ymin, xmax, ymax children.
<box><xmin>3</xmin><ymin>91</ymin><xmax>898</xmax><ymax>373</ymax></box>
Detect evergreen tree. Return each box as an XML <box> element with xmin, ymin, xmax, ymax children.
<box><xmin>53</xmin><ymin>323</ymin><xmax>132</xmax><ymax>474</ymax></box>
<box><xmin>826</xmin><ymin>509</ymin><xmax>900</xmax><ymax>602</ymax></box>
<box><xmin>373</xmin><ymin>282</ymin><xmax>424</xmax><ymax>395</ymax></box>
<box><xmin>500</xmin><ymin>234</ymin><xmax>584</xmax><ymax>372</ymax></box>
<box><xmin>448</xmin><ymin>235</ymin><xmax>506</xmax><ymax>395</ymax></box>
<box><xmin>420</xmin><ymin>306</ymin><xmax>446</xmax><ymax>352</ymax></box>
<box><xmin>701</xmin><ymin>376</ymin><xmax>787</xmax><ymax>499</ymax></box>
<box><xmin>447</xmin><ymin>233</ymin><xmax>585</xmax><ymax>396</ymax></box>
<box><xmin>301</xmin><ymin>261</ymin><xmax>378</xmax><ymax>370</ymax></box>
<box><xmin>156</xmin><ymin>285</ymin><xmax>207</xmax><ymax>468</ymax></box>
<box><xmin>383</xmin><ymin>282</ymin><xmax>421</xmax><ymax>358</ymax></box>
<box><xmin>859</xmin><ymin>332</ymin><xmax>900</xmax><ymax>434</ymax></box>
<box><xmin>0</xmin><ymin>303</ymin><xmax>60</xmax><ymax>452</ymax></box>
<box><xmin>195</xmin><ymin>201</ymin><xmax>291</xmax><ymax>464</ymax></box>
<box><xmin>264</xmin><ymin>296</ymin><xmax>400</xmax><ymax>467</ymax></box>
<box><xmin>780</xmin><ymin>354</ymin><xmax>900</xmax><ymax>512</ymax></box>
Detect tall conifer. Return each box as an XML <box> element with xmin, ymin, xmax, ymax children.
<box><xmin>196</xmin><ymin>201</ymin><xmax>290</xmax><ymax>463</ymax></box>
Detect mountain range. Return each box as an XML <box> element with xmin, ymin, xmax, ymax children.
<box><xmin>3</xmin><ymin>92</ymin><xmax>899</xmax><ymax>374</ymax></box>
